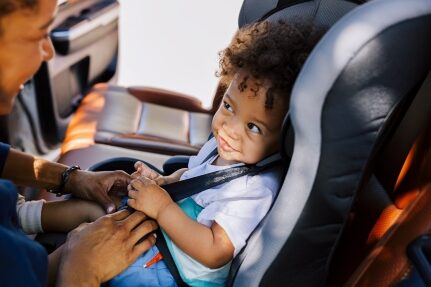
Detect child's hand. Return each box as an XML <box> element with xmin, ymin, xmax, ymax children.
<box><xmin>133</xmin><ymin>161</ymin><xmax>166</xmax><ymax>186</ymax></box>
<box><xmin>127</xmin><ymin>176</ymin><xmax>174</xmax><ymax>220</ymax></box>
<box><xmin>133</xmin><ymin>161</ymin><xmax>188</xmax><ymax>186</ymax></box>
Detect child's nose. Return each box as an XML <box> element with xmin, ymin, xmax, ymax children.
<box><xmin>223</xmin><ymin>120</ymin><xmax>240</xmax><ymax>140</ymax></box>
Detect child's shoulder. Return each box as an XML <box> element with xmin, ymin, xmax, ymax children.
<box><xmin>246</xmin><ymin>167</ymin><xmax>283</xmax><ymax>193</ymax></box>
<box><xmin>189</xmin><ymin>137</ymin><xmax>218</xmax><ymax>167</ymax></box>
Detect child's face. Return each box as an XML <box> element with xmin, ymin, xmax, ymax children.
<box><xmin>212</xmin><ymin>72</ymin><xmax>288</xmax><ymax>165</ymax></box>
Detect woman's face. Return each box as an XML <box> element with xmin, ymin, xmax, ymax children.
<box><xmin>0</xmin><ymin>0</ymin><xmax>57</xmax><ymax>115</ymax></box>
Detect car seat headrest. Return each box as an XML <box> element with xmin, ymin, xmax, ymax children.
<box><xmin>238</xmin><ymin>0</ymin><xmax>358</xmax><ymax>28</ymax></box>
<box><xmin>231</xmin><ymin>0</ymin><xmax>431</xmax><ymax>286</ymax></box>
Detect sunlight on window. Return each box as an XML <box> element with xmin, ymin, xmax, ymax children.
<box><xmin>117</xmin><ymin>0</ymin><xmax>243</xmax><ymax>108</ymax></box>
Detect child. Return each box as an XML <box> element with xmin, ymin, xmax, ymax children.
<box><xmin>16</xmin><ymin>195</ymin><xmax>105</xmax><ymax>234</ymax></box>
<box><xmin>110</xmin><ymin>20</ymin><xmax>320</xmax><ymax>287</ymax></box>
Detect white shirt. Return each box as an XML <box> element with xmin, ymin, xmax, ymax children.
<box><xmin>183</xmin><ymin>137</ymin><xmax>282</xmax><ymax>256</ymax></box>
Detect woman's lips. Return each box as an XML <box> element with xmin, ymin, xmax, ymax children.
<box><xmin>218</xmin><ymin>135</ymin><xmax>237</xmax><ymax>152</ymax></box>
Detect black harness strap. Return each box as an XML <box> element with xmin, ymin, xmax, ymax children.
<box><xmin>163</xmin><ymin>154</ymin><xmax>282</xmax><ymax>202</ymax></box>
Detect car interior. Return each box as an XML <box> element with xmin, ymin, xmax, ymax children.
<box><xmin>2</xmin><ymin>0</ymin><xmax>431</xmax><ymax>286</ymax></box>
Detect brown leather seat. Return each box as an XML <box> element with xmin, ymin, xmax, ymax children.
<box><xmin>61</xmin><ymin>82</ymin><xmax>225</xmax><ymax>156</ymax></box>
<box><xmin>59</xmin><ymin>142</ymin><xmax>170</xmax><ymax>170</ymax></box>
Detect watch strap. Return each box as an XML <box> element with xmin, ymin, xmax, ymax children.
<box><xmin>48</xmin><ymin>165</ymin><xmax>81</xmax><ymax>196</ymax></box>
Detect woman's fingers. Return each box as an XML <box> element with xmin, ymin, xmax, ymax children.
<box><xmin>129</xmin><ymin>219</ymin><xmax>158</xmax><ymax>244</ymax></box>
<box><xmin>109</xmin><ymin>209</ymin><xmax>131</xmax><ymax>221</ymax></box>
<box><xmin>119</xmin><ymin>210</ymin><xmax>148</xmax><ymax>230</ymax></box>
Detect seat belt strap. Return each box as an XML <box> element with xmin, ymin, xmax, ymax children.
<box><xmin>154</xmin><ymin>229</ymin><xmax>188</xmax><ymax>286</ymax></box>
<box><xmin>161</xmin><ymin>152</ymin><xmax>282</xmax><ymax>202</ymax></box>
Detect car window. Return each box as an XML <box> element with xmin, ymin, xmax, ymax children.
<box><xmin>117</xmin><ymin>0</ymin><xmax>243</xmax><ymax>108</ymax></box>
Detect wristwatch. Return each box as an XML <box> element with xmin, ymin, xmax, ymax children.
<box><xmin>48</xmin><ymin>165</ymin><xmax>81</xmax><ymax>196</ymax></box>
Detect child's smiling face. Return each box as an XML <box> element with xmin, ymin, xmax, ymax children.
<box><xmin>212</xmin><ymin>71</ymin><xmax>288</xmax><ymax>165</ymax></box>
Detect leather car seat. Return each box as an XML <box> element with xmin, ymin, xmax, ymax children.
<box><xmin>60</xmin><ymin>83</ymin><xmax>223</xmax><ymax>157</ymax></box>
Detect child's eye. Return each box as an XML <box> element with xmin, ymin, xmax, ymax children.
<box><xmin>223</xmin><ymin>101</ymin><xmax>233</xmax><ymax>112</ymax></box>
<box><xmin>247</xmin><ymin>123</ymin><xmax>261</xmax><ymax>134</ymax></box>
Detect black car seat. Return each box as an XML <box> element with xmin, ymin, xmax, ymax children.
<box><xmin>227</xmin><ymin>0</ymin><xmax>431</xmax><ymax>285</ymax></box>
<box><xmin>58</xmin><ymin>0</ymin><xmax>360</xmax><ymax>160</ymax></box>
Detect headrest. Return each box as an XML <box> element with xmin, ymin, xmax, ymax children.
<box><xmin>232</xmin><ymin>0</ymin><xmax>431</xmax><ymax>286</ymax></box>
<box><xmin>238</xmin><ymin>0</ymin><xmax>358</xmax><ymax>28</ymax></box>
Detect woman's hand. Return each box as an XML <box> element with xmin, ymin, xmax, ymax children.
<box><xmin>57</xmin><ymin>210</ymin><xmax>158</xmax><ymax>287</ymax></box>
<box><xmin>127</xmin><ymin>177</ymin><xmax>174</xmax><ymax>220</ymax></box>
<box><xmin>64</xmin><ymin>170</ymin><xmax>132</xmax><ymax>213</ymax></box>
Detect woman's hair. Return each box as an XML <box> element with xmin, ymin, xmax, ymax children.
<box><xmin>0</xmin><ymin>0</ymin><xmax>38</xmax><ymax>30</ymax></box>
<box><xmin>0</xmin><ymin>0</ymin><xmax>37</xmax><ymax>15</ymax></box>
<box><xmin>217</xmin><ymin>20</ymin><xmax>320</xmax><ymax>109</ymax></box>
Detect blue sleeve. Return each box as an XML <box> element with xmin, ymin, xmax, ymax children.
<box><xmin>0</xmin><ymin>180</ymin><xmax>48</xmax><ymax>286</ymax></box>
<box><xmin>0</xmin><ymin>142</ymin><xmax>10</xmax><ymax>175</ymax></box>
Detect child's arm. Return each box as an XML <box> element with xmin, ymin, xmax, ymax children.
<box><xmin>128</xmin><ymin>177</ymin><xmax>234</xmax><ymax>269</ymax></box>
<box><xmin>41</xmin><ymin>199</ymin><xmax>105</xmax><ymax>233</ymax></box>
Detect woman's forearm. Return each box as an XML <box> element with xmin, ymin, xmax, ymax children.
<box><xmin>158</xmin><ymin>203</ymin><xmax>233</xmax><ymax>268</ymax></box>
<box><xmin>2</xmin><ymin>148</ymin><xmax>67</xmax><ymax>189</ymax></box>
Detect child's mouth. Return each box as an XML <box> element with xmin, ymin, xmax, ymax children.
<box><xmin>218</xmin><ymin>135</ymin><xmax>236</xmax><ymax>152</ymax></box>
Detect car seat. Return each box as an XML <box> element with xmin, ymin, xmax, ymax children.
<box><xmin>58</xmin><ymin>0</ymin><xmax>360</xmax><ymax>160</ymax></box>
<box><xmin>228</xmin><ymin>0</ymin><xmax>431</xmax><ymax>285</ymax></box>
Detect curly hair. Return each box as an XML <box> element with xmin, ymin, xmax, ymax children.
<box><xmin>217</xmin><ymin>20</ymin><xmax>320</xmax><ymax>109</ymax></box>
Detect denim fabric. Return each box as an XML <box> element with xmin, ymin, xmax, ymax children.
<box><xmin>109</xmin><ymin>245</ymin><xmax>177</xmax><ymax>287</ymax></box>
<box><xmin>0</xmin><ymin>182</ymin><xmax>48</xmax><ymax>286</ymax></box>
<box><xmin>0</xmin><ymin>142</ymin><xmax>10</xmax><ymax>175</ymax></box>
